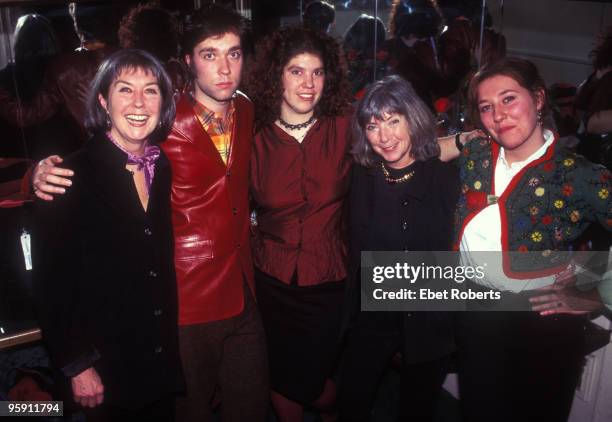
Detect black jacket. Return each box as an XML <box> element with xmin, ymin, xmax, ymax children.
<box><xmin>32</xmin><ymin>133</ymin><xmax>182</xmax><ymax>409</ymax></box>
<box><xmin>345</xmin><ymin>157</ymin><xmax>460</xmax><ymax>363</ymax></box>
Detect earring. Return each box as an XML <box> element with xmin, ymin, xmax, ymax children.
<box><xmin>537</xmin><ymin>110</ymin><xmax>543</xmax><ymax>125</ymax></box>
<box><xmin>106</xmin><ymin>112</ymin><xmax>111</xmax><ymax>129</ymax></box>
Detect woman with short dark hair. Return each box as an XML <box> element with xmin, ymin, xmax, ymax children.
<box><xmin>85</xmin><ymin>49</ymin><xmax>176</xmax><ymax>141</ymax></box>
<box><xmin>33</xmin><ymin>49</ymin><xmax>181</xmax><ymax>422</ymax></box>
<box><xmin>339</xmin><ymin>75</ymin><xmax>459</xmax><ymax>422</ymax></box>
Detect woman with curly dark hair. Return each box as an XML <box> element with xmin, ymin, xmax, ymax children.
<box><xmin>246</xmin><ymin>26</ymin><xmax>352</xmax><ymax>422</ymax></box>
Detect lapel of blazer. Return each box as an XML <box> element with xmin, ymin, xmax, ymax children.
<box><xmin>226</xmin><ymin>93</ymin><xmax>251</xmax><ymax>172</ymax></box>
<box><xmin>226</xmin><ymin>105</ymin><xmax>239</xmax><ymax>171</ymax></box>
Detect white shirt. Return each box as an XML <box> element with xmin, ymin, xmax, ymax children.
<box><xmin>459</xmin><ymin>130</ymin><xmax>556</xmax><ymax>292</ymax></box>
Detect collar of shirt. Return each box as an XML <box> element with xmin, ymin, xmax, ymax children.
<box><xmin>498</xmin><ymin>129</ymin><xmax>555</xmax><ymax>173</ymax></box>
<box><xmin>190</xmin><ymin>94</ymin><xmax>235</xmax><ymax>135</ymax></box>
<box><xmin>495</xmin><ymin>129</ymin><xmax>554</xmax><ymax>196</ymax></box>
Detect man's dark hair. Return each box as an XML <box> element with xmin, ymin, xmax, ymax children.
<box><xmin>181</xmin><ymin>4</ymin><xmax>249</xmax><ymax>57</ymax></box>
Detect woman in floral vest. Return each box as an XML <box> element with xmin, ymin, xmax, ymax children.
<box><xmin>442</xmin><ymin>57</ymin><xmax>612</xmax><ymax>422</ymax></box>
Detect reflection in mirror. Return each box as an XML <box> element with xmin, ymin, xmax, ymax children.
<box><xmin>343</xmin><ymin>13</ymin><xmax>386</xmax><ymax>96</ymax></box>
<box><xmin>299</xmin><ymin>0</ymin><xmax>390</xmax><ymax>96</ymax></box>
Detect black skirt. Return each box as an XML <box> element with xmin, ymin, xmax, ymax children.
<box><xmin>255</xmin><ymin>268</ymin><xmax>345</xmax><ymax>404</ymax></box>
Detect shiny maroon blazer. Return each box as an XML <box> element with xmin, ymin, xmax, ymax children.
<box><xmin>162</xmin><ymin>92</ymin><xmax>255</xmax><ymax>325</ymax></box>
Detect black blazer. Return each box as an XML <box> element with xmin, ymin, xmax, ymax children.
<box><xmin>32</xmin><ymin>134</ymin><xmax>182</xmax><ymax>409</ymax></box>
<box><xmin>345</xmin><ymin>157</ymin><xmax>460</xmax><ymax>363</ymax></box>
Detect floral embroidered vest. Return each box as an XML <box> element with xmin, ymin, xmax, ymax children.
<box><xmin>454</xmin><ymin>136</ymin><xmax>612</xmax><ymax>278</ymax></box>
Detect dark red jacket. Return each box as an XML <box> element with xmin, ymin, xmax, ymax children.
<box><xmin>162</xmin><ymin>92</ymin><xmax>254</xmax><ymax>325</ymax></box>
<box><xmin>0</xmin><ymin>48</ymin><xmax>187</xmax><ymax>143</ymax></box>
<box><xmin>0</xmin><ymin>47</ymin><xmax>115</xmax><ymax>141</ymax></box>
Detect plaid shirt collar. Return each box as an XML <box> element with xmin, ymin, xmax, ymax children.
<box><xmin>190</xmin><ymin>93</ymin><xmax>235</xmax><ymax>134</ymax></box>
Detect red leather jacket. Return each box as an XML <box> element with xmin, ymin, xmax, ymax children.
<box><xmin>162</xmin><ymin>92</ymin><xmax>254</xmax><ymax>325</ymax></box>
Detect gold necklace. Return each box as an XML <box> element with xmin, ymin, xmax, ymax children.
<box><xmin>381</xmin><ymin>162</ymin><xmax>415</xmax><ymax>184</ymax></box>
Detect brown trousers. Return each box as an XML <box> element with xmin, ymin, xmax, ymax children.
<box><xmin>175</xmin><ymin>285</ymin><xmax>269</xmax><ymax>422</ymax></box>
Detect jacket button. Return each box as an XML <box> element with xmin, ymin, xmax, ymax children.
<box><xmin>153</xmin><ymin>309</ymin><xmax>162</xmax><ymax>317</ymax></box>
<box><xmin>406</xmin><ymin>312</ymin><xmax>412</xmax><ymax>317</ymax></box>
<box><xmin>237</xmin><ymin>243</ymin><xmax>241</xmax><ymax>249</ymax></box>
<box><xmin>154</xmin><ymin>346</ymin><xmax>163</xmax><ymax>354</ymax></box>
<box><xmin>232</xmin><ymin>207</ymin><xmax>238</xmax><ymax>215</ymax></box>
<box><xmin>144</xmin><ymin>228</ymin><xmax>152</xmax><ymax>236</ymax></box>
<box><xmin>402</xmin><ymin>222</ymin><xmax>408</xmax><ymax>230</ymax></box>
<box><xmin>148</xmin><ymin>270</ymin><xmax>157</xmax><ymax>278</ymax></box>
<box><xmin>402</xmin><ymin>200</ymin><xmax>409</xmax><ymax>206</ymax></box>
<box><xmin>226</xmin><ymin>170</ymin><xmax>231</xmax><ymax>177</ymax></box>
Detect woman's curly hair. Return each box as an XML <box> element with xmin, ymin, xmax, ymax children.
<box><xmin>245</xmin><ymin>26</ymin><xmax>352</xmax><ymax>130</ymax></box>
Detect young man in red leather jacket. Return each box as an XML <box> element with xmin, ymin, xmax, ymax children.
<box><xmin>31</xmin><ymin>5</ymin><xmax>268</xmax><ymax>422</ymax></box>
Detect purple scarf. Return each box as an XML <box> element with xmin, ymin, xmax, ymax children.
<box><xmin>107</xmin><ymin>132</ymin><xmax>160</xmax><ymax>194</ymax></box>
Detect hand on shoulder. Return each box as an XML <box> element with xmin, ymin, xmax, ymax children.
<box><xmin>33</xmin><ymin>155</ymin><xmax>74</xmax><ymax>201</ymax></box>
